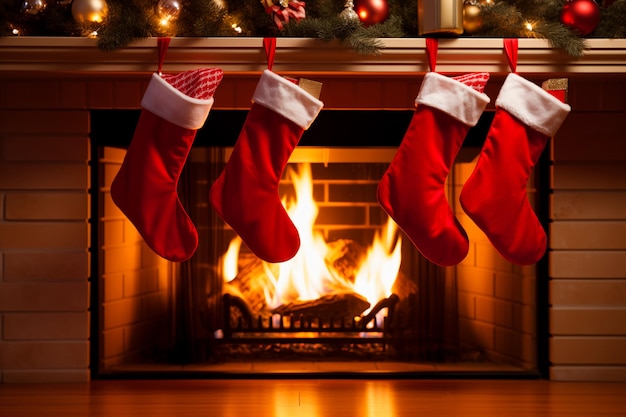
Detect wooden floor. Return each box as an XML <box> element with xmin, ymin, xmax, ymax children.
<box><xmin>1</xmin><ymin>379</ymin><xmax>625</xmax><ymax>417</ymax></box>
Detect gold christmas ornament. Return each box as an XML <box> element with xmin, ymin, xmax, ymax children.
<box><xmin>21</xmin><ymin>0</ymin><xmax>47</xmax><ymax>15</ymax></box>
<box><xmin>157</xmin><ymin>0</ymin><xmax>181</xmax><ymax>25</ymax></box>
<box><xmin>418</xmin><ymin>0</ymin><xmax>464</xmax><ymax>35</ymax></box>
<box><xmin>72</xmin><ymin>0</ymin><xmax>109</xmax><ymax>24</ymax></box>
<box><xmin>463</xmin><ymin>1</ymin><xmax>483</xmax><ymax>34</ymax></box>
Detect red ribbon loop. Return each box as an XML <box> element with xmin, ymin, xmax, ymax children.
<box><xmin>426</xmin><ymin>38</ymin><xmax>438</xmax><ymax>72</ymax></box>
<box><xmin>157</xmin><ymin>37</ymin><xmax>171</xmax><ymax>75</ymax></box>
<box><xmin>264</xmin><ymin>37</ymin><xmax>277</xmax><ymax>71</ymax></box>
<box><xmin>504</xmin><ymin>38</ymin><xmax>518</xmax><ymax>73</ymax></box>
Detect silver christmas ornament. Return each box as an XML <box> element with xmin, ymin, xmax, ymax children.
<box><xmin>157</xmin><ymin>0</ymin><xmax>181</xmax><ymax>21</ymax></box>
<box><xmin>340</xmin><ymin>0</ymin><xmax>359</xmax><ymax>21</ymax></box>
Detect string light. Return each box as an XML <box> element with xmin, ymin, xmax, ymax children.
<box><xmin>231</xmin><ymin>23</ymin><xmax>242</xmax><ymax>33</ymax></box>
<box><xmin>525</xmin><ymin>21</ymin><xmax>533</xmax><ymax>31</ymax></box>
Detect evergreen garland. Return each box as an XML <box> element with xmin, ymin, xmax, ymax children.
<box><xmin>1</xmin><ymin>0</ymin><xmax>625</xmax><ymax>57</ymax></box>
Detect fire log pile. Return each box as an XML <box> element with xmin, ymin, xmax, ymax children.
<box><xmin>223</xmin><ymin>238</ymin><xmax>417</xmax><ymax>329</ymax></box>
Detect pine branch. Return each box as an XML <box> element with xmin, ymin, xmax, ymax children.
<box><xmin>283</xmin><ymin>16</ymin><xmax>360</xmax><ymax>40</ymax></box>
<box><xmin>479</xmin><ymin>2</ymin><xmax>525</xmax><ymax>37</ymax></box>
<box><xmin>177</xmin><ymin>0</ymin><xmax>225</xmax><ymax>37</ymax></box>
<box><xmin>363</xmin><ymin>15</ymin><xmax>405</xmax><ymax>38</ymax></box>
<box><xmin>303</xmin><ymin>0</ymin><xmax>345</xmax><ymax>18</ymax></box>
<box><xmin>595</xmin><ymin>0</ymin><xmax>626</xmax><ymax>38</ymax></box>
<box><xmin>345</xmin><ymin>16</ymin><xmax>404</xmax><ymax>55</ymax></box>
<box><xmin>97</xmin><ymin>1</ymin><xmax>155</xmax><ymax>51</ymax></box>
<box><xmin>534</xmin><ymin>21</ymin><xmax>586</xmax><ymax>58</ymax></box>
<box><xmin>344</xmin><ymin>30</ymin><xmax>384</xmax><ymax>55</ymax></box>
<box><xmin>390</xmin><ymin>0</ymin><xmax>418</xmax><ymax>35</ymax></box>
<box><xmin>515</xmin><ymin>0</ymin><xmax>566</xmax><ymax>21</ymax></box>
<box><xmin>222</xmin><ymin>0</ymin><xmax>277</xmax><ymax>37</ymax></box>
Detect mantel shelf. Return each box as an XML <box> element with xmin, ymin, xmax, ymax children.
<box><xmin>1</xmin><ymin>37</ymin><xmax>626</xmax><ymax>75</ymax></box>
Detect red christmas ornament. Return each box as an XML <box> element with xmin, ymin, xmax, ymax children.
<box><xmin>560</xmin><ymin>0</ymin><xmax>601</xmax><ymax>36</ymax></box>
<box><xmin>354</xmin><ymin>0</ymin><xmax>389</xmax><ymax>26</ymax></box>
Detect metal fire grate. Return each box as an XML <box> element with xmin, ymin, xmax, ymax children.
<box><xmin>220</xmin><ymin>293</ymin><xmax>399</xmax><ymax>345</ymax></box>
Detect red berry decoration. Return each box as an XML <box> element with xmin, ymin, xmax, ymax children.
<box><xmin>354</xmin><ymin>0</ymin><xmax>389</xmax><ymax>26</ymax></box>
<box><xmin>560</xmin><ymin>0</ymin><xmax>601</xmax><ymax>36</ymax></box>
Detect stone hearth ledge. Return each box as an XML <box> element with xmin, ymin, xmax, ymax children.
<box><xmin>1</xmin><ymin>37</ymin><xmax>626</xmax><ymax>75</ymax></box>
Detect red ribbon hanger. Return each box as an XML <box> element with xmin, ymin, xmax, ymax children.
<box><xmin>504</xmin><ymin>38</ymin><xmax>518</xmax><ymax>73</ymax></box>
<box><xmin>264</xmin><ymin>37</ymin><xmax>277</xmax><ymax>71</ymax></box>
<box><xmin>157</xmin><ymin>37</ymin><xmax>171</xmax><ymax>75</ymax></box>
<box><xmin>425</xmin><ymin>38</ymin><xmax>438</xmax><ymax>72</ymax></box>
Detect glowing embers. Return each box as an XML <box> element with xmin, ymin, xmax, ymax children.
<box><xmin>218</xmin><ymin>163</ymin><xmax>403</xmax><ymax>343</ymax></box>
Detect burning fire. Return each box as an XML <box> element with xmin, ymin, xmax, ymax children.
<box><xmin>221</xmin><ymin>163</ymin><xmax>401</xmax><ymax>314</ymax></box>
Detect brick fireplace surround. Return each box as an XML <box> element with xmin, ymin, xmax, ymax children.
<box><xmin>0</xmin><ymin>38</ymin><xmax>625</xmax><ymax>383</ymax></box>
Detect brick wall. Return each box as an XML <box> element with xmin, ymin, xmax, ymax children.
<box><xmin>0</xmin><ymin>75</ymin><xmax>149</xmax><ymax>383</ymax></box>
<box><xmin>0</xmin><ymin>109</ymin><xmax>90</xmax><ymax>383</ymax></box>
<box><xmin>548</xmin><ymin>78</ymin><xmax>626</xmax><ymax>381</ymax></box>
<box><xmin>1</xmin><ymin>72</ymin><xmax>625</xmax><ymax>382</ymax></box>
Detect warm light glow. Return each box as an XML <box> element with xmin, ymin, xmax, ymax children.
<box><xmin>89</xmin><ymin>13</ymin><xmax>105</xmax><ymax>23</ymax></box>
<box><xmin>353</xmin><ymin>217</ymin><xmax>401</xmax><ymax>309</ymax></box>
<box><xmin>12</xmin><ymin>28</ymin><xmax>20</xmax><ymax>35</ymax></box>
<box><xmin>525</xmin><ymin>21</ymin><xmax>533</xmax><ymax>31</ymax></box>
<box><xmin>359</xmin><ymin>10</ymin><xmax>368</xmax><ymax>20</ymax></box>
<box><xmin>221</xmin><ymin>163</ymin><xmax>401</xmax><ymax>315</ymax></box>
<box><xmin>231</xmin><ymin>23</ymin><xmax>242</xmax><ymax>33</ymax></box>
<box><xmin>222</xmin><ymin>236</ymin><xmax>242</xmax><ymax>282</ymax></box>
<box><xmin>160</xmin><ymin>18</ymin><xmax>170</xmax><ymax>27</ymax></box>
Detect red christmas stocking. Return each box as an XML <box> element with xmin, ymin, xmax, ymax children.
<box><xmin>377</xmin><ymin>72</ymin><xmax>490</xmax><ymax>267</ymax></box>
<box><xmin>460</xmin><ymin>73</ymin><xmax>571</xmax><ymax>265</ymax></box>
<box><xmin>111</xmin><ymin>68</ymin><xmax>223</xmax><ymax>262</ymax></box>
<box><xmin>209</xmin><ymin>69</ymin><xmax>323</xmax><ymax>263</ymax></box>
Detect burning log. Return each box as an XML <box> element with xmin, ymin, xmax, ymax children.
<box><xmin>324</xmin><ymin>239</ymin><xmax>365</xmax><ymax>283</ymax></box>
<box><xmin>271</xmin><ymin>292</ymin><xmax>370</xmax><ymax>323</ymax></box>
<box><xmin>224</xmin><ymin>253</ymin><xmax>278</xmax><ymax>316</ymax></box>
<box><xmin>225</xmin><ymin>239</ymin><xmax>369</xmax><ymax>316</ymax></box>
<box><xmin>224</xmin><ymin>238</ymin><xmax>417</xmax><ymax>327</ymax></box>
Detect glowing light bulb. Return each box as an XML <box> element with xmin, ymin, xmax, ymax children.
<box><xmin>525</xmin><ymin>21</ymin><xmax>533</xmax><ymax>31</ymax></box>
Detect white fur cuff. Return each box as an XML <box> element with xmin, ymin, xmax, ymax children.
<box><xmin>416</xmin><ymin>72</ymin><xmax>490</xmax><ymax>126</ymax></box>
<box><xmin>141</xmin><ymin>73</ymin><xmax>214</xmax><ymax>130</ymax></box>
<box><xmin>496</xmin><ymin>73</ymin><xmax>571</xmax><ymax>137</ymax></box>
<box><xmin>252</xmin><ymin>70</ymin><xmax>324</xmax><ymax>130</ymax></box>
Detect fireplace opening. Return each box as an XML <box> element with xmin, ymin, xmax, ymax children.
<box><xmin>90</xmin><ymin>109</ymin><xmax>544</xmax><ymax>377</ymax></box>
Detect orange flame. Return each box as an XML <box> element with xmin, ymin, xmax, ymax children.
<box><xmin>221</xmin><ymin>163</ymin><xmax>401</xmax><ymax>312</ymax></box>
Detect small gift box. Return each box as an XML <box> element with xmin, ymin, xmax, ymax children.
<box><xmin>418</xmin><ymin>0</ymin><xmax>464</xmax><ymax>35</ymax></box>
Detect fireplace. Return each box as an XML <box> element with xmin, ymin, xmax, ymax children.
<box><xmin>1</xmin><ymin>37</ymin><xmax>625</xmax><ymax>383</ymax></box>
<box><xmin>90</xmin><ymin>106</ymin><xmax>543</xmax><ymax>376</ymax></box>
